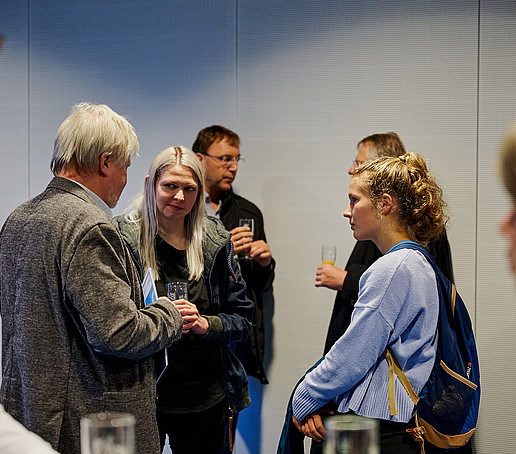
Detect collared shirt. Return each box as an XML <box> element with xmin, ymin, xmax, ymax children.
<box><xmin>69</xmin><ymin>180</ymin><xmax>113</xmax><ymax>218</ymax></box>
<box><xmin>204</xmin><ymin>192</ymin><xmax>221</xmax><ymax>218</ymax></box>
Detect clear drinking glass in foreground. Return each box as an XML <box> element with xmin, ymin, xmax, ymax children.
<box><xmin>323</xmin><ymin>414</ymin><xmax>379</xmax><ymax>454</ymax></box>
<box><xmin>81</xmin><ymin>412</ymin><xmax>135</xmax><ymax>454</ymax></box>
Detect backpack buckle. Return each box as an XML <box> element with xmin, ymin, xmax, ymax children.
<box><xmin>407</xmin><ymin>425</ymin><xmax>426</xmax><ymax>454</ymax></box>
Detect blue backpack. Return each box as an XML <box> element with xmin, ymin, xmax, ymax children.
<box><xmin>385</xmin><ymin>241</ymin><xmax>480</xmax><ymax>452</ymax></box>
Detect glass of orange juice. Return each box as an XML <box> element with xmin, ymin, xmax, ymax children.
<box><xmin>322</xmin><ymin>245</ymin><xmax>336</xmax><ymax>265</ymax></box>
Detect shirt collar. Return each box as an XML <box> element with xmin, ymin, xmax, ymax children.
<box><xmin>204</xmin><ymin>192</ymin><xmax>221</xmax><ymax>218</ymax></box>
<box><xmin>70</xmin><ymin>180</ymin><xmax>113</xmax><ymax>218</ymax></box>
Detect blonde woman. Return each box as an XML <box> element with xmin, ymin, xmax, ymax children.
<box><xmin>114</xmin><ymin>146</ymin><xmax>253</xmax><ymax>454</ymax></box>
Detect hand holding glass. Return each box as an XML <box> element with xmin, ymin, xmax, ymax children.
<box><xmin>81</xmin><ymin>412</ymin><xmax>135</xmax><ymax>454</ymax></box>
<box><xmin>168</xmin><ymin>282</ymin><xmax>191</xmax><ymax>335</ymax></box>
<box><xmin>239</xmin><ymin>218</ymin><xmax>255</xmax><ymax>260</ymax></box>
<box><xmin>322</xmin><ymin>245</ymin><xmax>337</xmax><ymax>266</ymax></box>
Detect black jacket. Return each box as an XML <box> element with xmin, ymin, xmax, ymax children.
<box><xmin>114</xmin><ymin>215</ymin><xmax>254</xmax><ymax>412</ymax></box>
<box><xmin>219</xmin><ymin>189</ymin><xmax>275</xmax><ymax>384</ymax></box>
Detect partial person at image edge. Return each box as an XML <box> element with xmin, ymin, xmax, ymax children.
<box><xmin>0</xmin><ymin>404</ymin><xmax>59</xmax><ymax>454</ymax></box>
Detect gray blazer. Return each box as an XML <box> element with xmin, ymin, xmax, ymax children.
<box><xmin>0</xmin><ymin>177</ymin><xmax>183</xmax><ymax>454</ymax></box>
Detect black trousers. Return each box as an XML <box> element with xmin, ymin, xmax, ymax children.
<box><xmin>310</xmin><ymin>419</ymin><xmax>420</xmax><ymax>454</ymax></box>
<box><xmin>158</xmin><ymin>400</ymin><xmax>227</xmax><ymax>454</ymax></box>
<box><xmin>310</xmin><ymin>417</ymin><xmax>474</xmax><ymax>454</ymax></box>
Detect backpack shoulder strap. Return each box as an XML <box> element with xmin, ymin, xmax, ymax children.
<box><xmin>388</xmin><ymin>241</ymin><xmax>442</xmax><ymax>277</ymax></box>
<box><xmin>385</xmin><ymin>347</ymin><xmax>419</xmax><ymax>415</ymax></box>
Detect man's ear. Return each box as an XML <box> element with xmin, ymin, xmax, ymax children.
<box><xmin>195</xmin><ymin>153</ymin><xmax>204</xmax><ymax>163</ymax></box>
<box><xmin>380</xmin><ymin>193</ymin><xmax>394</xmax><ymax>215</ymax></box>
<box><xmin>98</xmin><ymin>153</ymin><xmax>111</xmax><ymax>176</ymax></box>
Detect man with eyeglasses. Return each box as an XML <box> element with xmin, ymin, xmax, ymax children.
<box><xmin>308</xmin><ymin>132</ymin><xmax>459</xmax><ymax>453</ymax></box>
<box><xmin>193</xmin><ymin>126</ymin><xmax>275</xmax><ymax>436</ymax></box>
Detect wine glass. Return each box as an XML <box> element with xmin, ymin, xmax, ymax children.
<box><xmin>239</xmin><ymin>218</ymin><xmax>255</xmax><ymax>260</ymax></box>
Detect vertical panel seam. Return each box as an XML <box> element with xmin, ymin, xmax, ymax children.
<box><xmin>475</xmin><ymin>0</ymin><xmax>481</xmax><ymax>333</ymax></box>
<box><xmin>27</xmin><ymin>0</ymin><xmax>31</xmax><ymax>199</ymax></box>
<box><xmin>235</xmin><ymin>0</ymin><xmax>239</xmax><ymax>129</ymax></box>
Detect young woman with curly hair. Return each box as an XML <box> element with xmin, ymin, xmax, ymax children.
<box><xmin>292</xmin><ymin>152</ymin><xmax>448</xmax><ymax>453</ymax></box>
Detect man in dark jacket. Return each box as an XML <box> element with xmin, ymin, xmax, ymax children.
<box><xmin>193</xmin><ymin>125</ymin><xmax>275</xmax><ymax>385</ymax></box>
<box><xmin>193</xmin><ymin>126</ymin><xmax>275</xmax><ymax>451</ymax></box>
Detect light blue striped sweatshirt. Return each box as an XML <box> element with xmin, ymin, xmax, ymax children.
<box><xmin>293</xmin><ymin>243</ymin><xmax>439</xmax><ymax>422</ymax></box>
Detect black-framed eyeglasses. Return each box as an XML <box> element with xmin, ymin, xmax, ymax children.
<box><xmin>203</xmin><ymin>153</ymin><xmax>244</xmax><ymax>167</ymax></box>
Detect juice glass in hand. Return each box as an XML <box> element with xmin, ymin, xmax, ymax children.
<box><xmin>322</xmin><ymin>245</ymin><xmax>336</xmax><ymax>266</ymax></box>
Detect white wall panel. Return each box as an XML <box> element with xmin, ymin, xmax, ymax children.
<box><xmin>25</xmin><ymin>0</ymin><xmax>238</xmax><ymax>213</ymax></box>
<box><xmin>0</xmin><ymin>1</ymin><xmax>30</xmax><ymax>224</ymax></box>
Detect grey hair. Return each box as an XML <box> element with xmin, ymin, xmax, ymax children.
<box><xmin>51</xmin><ymin>102</ymin><xmax>139</xmax><ymax>175</ymax></box>
<box><xmin>357</xmin><ymin>132</ymin><xmax>406</xmax><ymax>160</ymax></box>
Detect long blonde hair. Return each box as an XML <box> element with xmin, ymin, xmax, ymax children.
<box><xmin>127</xmin><ymin>146</ymin><xmax>205</xmax><ymax>280</ymax></box>
<box><xmin>353</xmin><ymin>152</ymin><xmax>448</xmax><ymax>247</ymax></box>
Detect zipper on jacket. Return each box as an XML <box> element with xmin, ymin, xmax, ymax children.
<box><xmin>227</xmin><ymin>240</ymin><xmax>237</xmax><ymax>282</ymax></box>
<box><xmin>227</xmin><ymin>405</ymin><xmax>235</xmax><ymax>452</ymax></box>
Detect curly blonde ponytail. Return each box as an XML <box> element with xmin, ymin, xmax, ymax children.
<box><xmin>353</xmin><ymin>152</ymin><xmax>447</xmax><ymax>246</ymax></box>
